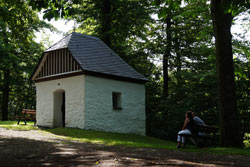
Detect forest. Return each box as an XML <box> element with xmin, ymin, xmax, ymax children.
<box><xmin>0</xmin><ymin>0</ymin><xmax>249</xmax><ymax>148</ymax></box>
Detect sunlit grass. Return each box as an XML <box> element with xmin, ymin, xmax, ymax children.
<box><xmin>0</xmin><ymin>121</ymin><xmax>38</xmax><ymax>131</ymax></box>
<box><xmin>0</xmin><ymin>121</ymin><xmax>17</xmax><ymax>125</ymax></box>
<box><xmin>45</xmin><ymin>127</ymin><xmax>177</xmax><ymax>150</ymax></box>
<box><xmin>0</xmin><ymin>121</ymin><xmax>250</xmax><ymax>156</ymax></box>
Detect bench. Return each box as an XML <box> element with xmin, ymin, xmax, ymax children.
<box><xmin>180</xmin><ymin>124</ymin><xmax>219</xmax><ymax>148</ymax></box>
<box><xmin>17</xmin><ymin>109</ymin><xmax>36</xmax><ymax>125</ymax></box>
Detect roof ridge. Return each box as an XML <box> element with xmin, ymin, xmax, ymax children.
<box><xmin>71</xmin><ymin>32</ymin><xmax>99</xmax><ymax>40</ymax></box>
<box><xmin>46</xmin><ymin>33</ymin><xmax>72</xmax><ymax>51</ymax></box>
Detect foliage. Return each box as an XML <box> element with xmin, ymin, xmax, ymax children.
<box><xmin>153</xmin><ymin>0</ymin><xmax>249</xmax><ymax>146</ymax></box>
<box><xmin>146</xmin><ymin>0</ymin><xmax>219</xmax><ymax>140</ymax></box>
<box><xmin>233</xmin><ymin>39</ymin><xmax>250</xmax><ymax>138</ymax></box>
<box><xmin>243</xmin><ymin>133</ymin><xmax>250</xmax><ymax>148</ymax></box>
<box><xmin>0</xmin><ymin>0</ymin><xmax>50</xmax><ymax>120</ymax></box>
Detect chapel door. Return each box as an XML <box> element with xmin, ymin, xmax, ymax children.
<box><xmin>62</xmin><ymin>92</ymin><xmax>65</xmax><ymax>127</ymax></box>
<box><xmin>53</xmin><ymin>90</ymin><xmax>65</xmax><ymax>127</ymax></box>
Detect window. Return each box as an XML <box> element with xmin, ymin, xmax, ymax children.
<box><xmin>112</xmin><ymin>92</ymin><xmax>122</xmax><ymax>109</ymax></box>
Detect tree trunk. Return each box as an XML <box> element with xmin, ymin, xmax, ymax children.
<box><xmin>100</xmin><ymin>0</ymin><xmax>112</xmax><ymax>47</ymax></box>
<box><xmin>1</xmin><ymin>69</ymin><xmax>10</xmax><ymax>121</ymax></box>
<box><xmin>247</xmin><ymin>62</ymin><xmax>250</xmax><ymax>97</ymax></box>
<box><xmin>211</xmin><ymin>0</ymin><xmax>241</xmax><ymax>147</ymax></box>
<box><xmin>175</xmin><ymin>40</ymin><xmax>182</xmax><ymax>88</ymax></box>
<box><xmin>163</xmin><ymin>16</ymin><xmax>171</xmax><ymax>98</ymax></box>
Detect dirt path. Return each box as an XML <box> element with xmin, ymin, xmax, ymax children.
<box><xmin>0</xmin><ymin>128</ymin><xmax>250</xmax><ymax>167</ymax></box>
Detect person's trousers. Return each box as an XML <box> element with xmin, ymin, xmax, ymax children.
<box><xmin>177</xmin><ymin>129</ymin><xmax>192</xmax><ymax>144</ymax></box>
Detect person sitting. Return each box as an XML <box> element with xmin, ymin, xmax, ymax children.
<box><xmin>192</xmin><ymin>112</ymin><xmax>205</xmax><ymax>126</ymax></box>
<box><xmin>176</xmin><ymin>111</ymin><xmax>196</xmax><ymax>148</ymax></box>
<box><xmin>191</xmin><ymin>112</ymin><xmax>207</xmax><ymax>146</ymax></box>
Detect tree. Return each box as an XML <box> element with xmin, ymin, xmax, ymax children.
<box><xmin>29</xmin><ymin>0</ymin><xmax>151</xmax><ymax>52</ymax></box>
<box><xmin>147</xmin><ymin>0</ymin><xmax>217</xmax><ymax>138</ymax></box>
<box><xmin>154</xmin><ymin>0</ymin><xmax>249</xmax><ymax>146</ymax></box>
<box><xmin>0</xmin><ymin>0</ymin><xmax>48</xmax><ymax>120</ymax></box>
<box><xmin>211</xmin><ymin>0</ymin><xmax>250</xmax><ymax>147</ymax></box>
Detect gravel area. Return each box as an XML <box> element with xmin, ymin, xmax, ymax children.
<box><xmin>0</xmin><ymin>127</ymin><xmax>250</xmax><ymax>167</ymax></box>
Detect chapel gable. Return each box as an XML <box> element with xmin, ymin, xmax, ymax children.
<box><xmin>32</xmin><ymin>48</ymin><xmax>81</xmax><ymax>80</ymax></box>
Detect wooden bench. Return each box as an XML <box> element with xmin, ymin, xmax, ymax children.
<box><xmin>180</xmin><ymin>124</ymin><xmax>219</xmax><ymax>148</ymax></box>
<box><xmin>17</xmin><ymin>109</ymin><xmax>36</xmax><ymax>125</ymax></box>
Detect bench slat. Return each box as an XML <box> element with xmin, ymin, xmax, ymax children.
<box><xmin>17</xmin><ymin>109</ymin><xmax>36</xmax><ymax>125</ymax></box>
<box><xmin>180</xmin><ymin>124</ymin><xmax>219</xmax><ymax>147</ymax></box>
<box><xmin>194</xmin><ymin>125</ymin><xmax>218</xmax><ymax>133</ymax></box>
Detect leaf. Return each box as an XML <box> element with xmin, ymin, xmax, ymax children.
<box><xmin>152</xmin><ymin>0</ymin><xmax>161</xmax><ymax>7</ymax></box>
<box><xmin>158</xmin><ymin>8</ymin><xmax>168</xmax><ymax>19</ymax></box>
<box><xmin>173</xmin><ymin>1</ymin><xmax>180</xmax><ymax>10</ymax></box>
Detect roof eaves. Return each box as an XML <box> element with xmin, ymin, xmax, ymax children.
<box><xmin>30</xmin><ymin>52</ymin><xmax>46</xmax><ymax>80</ymax></box>
<box><xmin>82</xmin><ymin>69</ymin><xmax>148</xmax><ymax>84</ymax></box>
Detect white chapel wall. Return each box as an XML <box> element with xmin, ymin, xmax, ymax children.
<box><xmin>84</xmin><ymin>75</ymin><xmax>146</xmax><ymax>135</ymax></box>
<box><xmin>36</xmin><ymin>75</ymin><xmax>85</xmax><ymax>128</ymax></box>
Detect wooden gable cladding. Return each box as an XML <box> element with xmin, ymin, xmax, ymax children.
<box><xmin>34</xmin><ymin>48</ymin><xmax>82</xmax><ymax>80</ymax></box>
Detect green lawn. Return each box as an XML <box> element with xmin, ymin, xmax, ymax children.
<box><xmin>45</xmin><ymin>127</ymin><xmax>177</xmax><ymax>149</ymax></box>
<box><xmin>0</xmin><ymin>121</ymin><xmax>38</xmax><ymax>131</ymax></box>
<box><xmin>0</xmin><ymin>121</ymin><xmax>249</xmax><ymax>156</ymax></box>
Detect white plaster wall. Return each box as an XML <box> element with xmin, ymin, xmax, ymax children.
<box><xmin>84</xmin><ymin>75</ymin><xmax>146</xmax><ymax>135</ymax></box>
<box><xmin>35</xmin><ymin>75</ymin><xmax>85</xmax><ymax>128</ymax></box>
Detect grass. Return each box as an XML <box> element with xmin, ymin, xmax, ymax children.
<box><xmin>0</xmin><ymin>121</ymin><xmax>250</xmax><ymax>156</ymax></box>
<box><xmin>0</xmin><ymin>121</ymin><xmax>38</xmax><ymax>131</ymax></box>
<box><xmin>45</xmin><ymin>128</ymin><xmax>250</xmax><ymax>156</ymax></box>
<box><xmin>45</xmin><ymin>127</ymin><xmax>177</xmax><ymax>149</ymax></box>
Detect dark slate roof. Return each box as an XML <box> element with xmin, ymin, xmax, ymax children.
<box><xmin>45</xmin><ymin>32</ymin><xmax>148</xmax><ymax>82</ymax></box>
